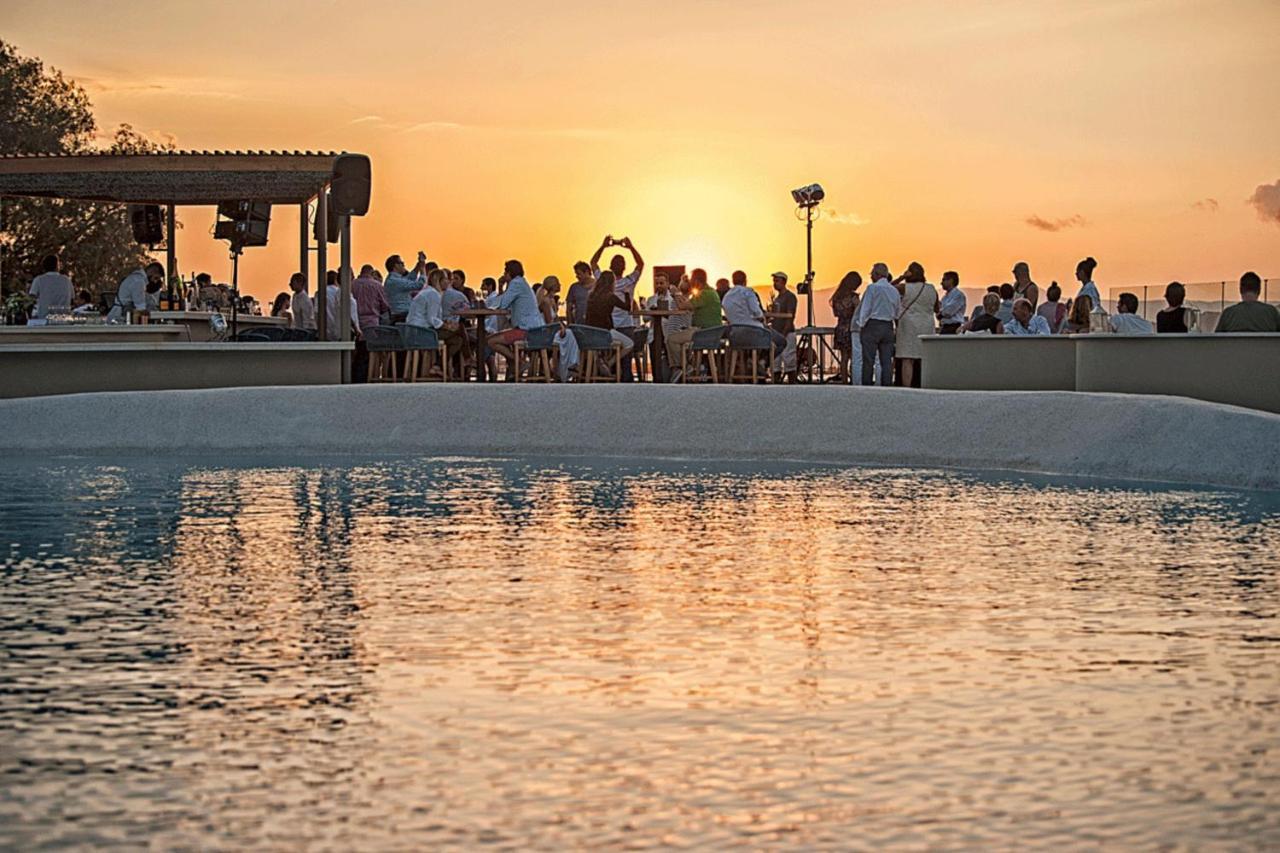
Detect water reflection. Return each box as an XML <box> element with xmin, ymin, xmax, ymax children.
<box><xmin>1</xmin><ymin>458</ymin><xmax>1277</xmax><ymax>847</ymax></box>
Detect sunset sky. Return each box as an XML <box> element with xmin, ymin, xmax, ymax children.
<box><xmin>5</xmin><ymin>0</ymin><xmax>1280</xmax><ymax>302</ymax></box>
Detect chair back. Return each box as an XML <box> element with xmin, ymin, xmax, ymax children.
<box><xmin>690</xmin><ymin>325</ymin><xmax>728</xmax><ymax>350</ymax></box>
<box><xmin>281</xmin><ymin>328</ymin><xmax>317</xmax><ymax>342</ymax></box>
<box><xmin>524</xmin><ymin>324</ymin><xmax>559</xmax><ymax>350</ymax></box>
<box><xmin>396</xmin><ymin>323</ymin><xmax>439</xmax><ymax>350</ymax></box>
<box><xmin>233</xmin><ymin>329</ymin><xmax>274</xmax><ymax>342</ymax></box>
<box><xmin>629</xmin><ymin>326</ymin><xmax>650</xmax><ymax>347</ymax></box>
<box><xmin>252</xmin><ymin>325</ymin><xmax>288</xmax><ymax>341</ymax></box>
<box><xmin>364</xmin><ymin>324</ymin><xmax>406</xmax><ymax>352</ymax></box>
<box><xmin>570</xmin><ymin>324</ymin><xmax>614</xmax><ymax>350</ymax></box>
<box><xmin>727</xmin><ymin>324</ymin><xmax>773</xmax><ymax>350</ymax></box>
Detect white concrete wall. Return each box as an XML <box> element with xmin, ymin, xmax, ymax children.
<box><xmin>0</xmin><ymin>343</ymin><xmax>349</xmax><ymax>399</ymax></box>
<box><xmin>1076</xmin><ymin>334</ymin><xmax>1280</xmax><ymax>414</ymax></box>
<box><xmin>921</xmin><ymin>336</ymin><xmax>1076</xmax><ymax>391</ymax></box>
<box><xmin>923</xmin><ymin>333</ymin><xmax>1280</xmax><ymax>414</ymax></box>
<box><xmin>1</xmin><ymin>384</ymin><xmax>1277</xmax><ymax>491</ymax></box>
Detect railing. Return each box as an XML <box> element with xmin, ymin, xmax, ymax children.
<box><xmin>1105</xmin><ymin>279</ymin><xmax>1278</xmax><ymax>324</ymax></box>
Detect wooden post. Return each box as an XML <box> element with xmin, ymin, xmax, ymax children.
<box><xmin>165</xmin><ymin>203</ymin><xmax>176</xmax><ymax>298</ymax></box>
<box><xmin>339</xmin><ymin>214</ymin><xmax>352</xmax><ymax>383</ymax></box>
<box><xmin>299</xmin><ymin>201</ymin><xmax>309</xmax><ymax>292</ymax></box>
<box><xmin>316</xmin><ymin>191</ymin><xmax>328</xmax><ymax>340</ymax></box>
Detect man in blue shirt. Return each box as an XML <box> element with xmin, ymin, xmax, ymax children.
<box><xmin>383</xmin><ymin>251</ymin><xmax>427</xmax><ymax>321</ymax></box>
<box><xmin>487</xmin><ymin>259</ymin><xmax>545</xmax><ymax>379</ymax></box>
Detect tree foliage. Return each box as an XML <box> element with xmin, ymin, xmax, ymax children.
<box><xmin>0</xmin><ymin>40</ymin><xmax>174</xmax><ymax>296</ymax></box>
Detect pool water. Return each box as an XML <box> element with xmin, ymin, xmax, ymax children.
<box><xmin>1</xmin><ymin>457</ymin><xmax>1277</xmax><ymax>848</ymax></box>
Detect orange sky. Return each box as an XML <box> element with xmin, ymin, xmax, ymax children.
<box><xmin>5</xmin><ymin>0</ymin><xmax>1280</xmax><ymax>302</ymax></box>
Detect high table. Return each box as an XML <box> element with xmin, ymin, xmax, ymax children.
<box><xmin>455</xmin><ymin>307</ymin><xmax>510</xmax><ymax>381</ymax></box>
<box><xmin>795</xmin><ymin>326</ymin><xmax>839</xmax><ymax>382</ymax></box>
<box><xmin>633</xmin><ymin>309</ymin><xmax>691</xmax><ymax>382</ymax></box>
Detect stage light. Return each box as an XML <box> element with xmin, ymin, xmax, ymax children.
<box><xmin>791</xmin><ymin>183</ymin><xmax>825</xmax><ymax>207</ymax></box>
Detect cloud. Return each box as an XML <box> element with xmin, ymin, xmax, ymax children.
<box><xmin>1247</xmin><ymin>180</ymin><xmax>1280</xmax><ymax>225</ymax></box>
<box><xmin>347</xmin><ymin>115</ymin><xmax>384</xmax><ymax>125</ymax></box>
<box><xmin>1024</xmin><ymin>214</ymin><xmax>1087</xmax><ymax>232</ymax></box>
<box><xmin>402</xmin><ymin>121</ymin><xmax>464</xmax><ymax>133</ymax></box>
<box><xmin>1191</xmin><ymin>198</ymin><xmax>1219</xmax><ymax>213</ymax></box>
<box><xmin>823</xmin><ymin>209</ymin><xmax>867</xmax><ymax>226</ymax></box>
<box><xmin>73</xmin><ymin>74</ymin><xmax>248</xmax><ymax>101</ymax></box>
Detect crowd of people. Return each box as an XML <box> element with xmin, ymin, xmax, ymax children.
<box><xmin>21</xmin><ymin>248</ymin><xmax>1280</xmax><ymax>387</ymax></box>
<box><xmin>826</xmin><ymin>259</ymin><xmax>1279</xmax><ymax>387</ymax></box>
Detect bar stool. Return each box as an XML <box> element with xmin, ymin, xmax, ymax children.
<box><xmin>514</xmin><ymin>324</ymin><xmax>559</xmax><ymax>383</ymax></box>
<box><xmin>364</xmin><ymin>324</ymin><xmax>406</xmax><ymax>382</ymax></box>
<box><xmin>569</xmin><ymin>325</ymin><xmax>624</xmax><ymax>383</ymax></box>
<box><xmin>725</xmin><ymin>325</ymin><xmax>776</xmax><ymax>384</ymax></box>
<box><xmin>397</xmin><ymin>323</ymin><xmax>449</xmax><ymax>382</ymax></box>
<box><xmin>680</xmin><ymin>325</ymin><xmax>728</xmax><ymax>383</ymax></box>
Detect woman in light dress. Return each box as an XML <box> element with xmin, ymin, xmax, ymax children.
<box><xmin>893</xmin><ymin>261</ymin><xmax>938</xmax><ymax>388</ymax></box>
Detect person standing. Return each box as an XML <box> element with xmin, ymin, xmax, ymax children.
<box><xmin>289</xmin><ymin>272</ymin><xmax>316</xmax><ymax>332</ymax></box>
<box><xmin>830</xmin><ymin>271</ymin><xmax>861</xmax><ymax>382</ymax></box>
<box><xmin>936</xmin><ymin>270</ymin><xmax>965</xmax><ymax>335</ymax></box>
<box><xmin>383</xmin><ymin>252</ymin><xmax>427</xmax><ymax>323</ymax></box>
<box><xmin>893</xmin><ymin>261</ymin><xmax>937</xmax><ymax>388</ymax></box>
<box><xmin>28</xmin><ymin>255</ymin><xmax>74</xmax><ymax>319</ymax></box>
<box><xmin>855</xmin><ymin>263</ymin><xmax>900</xmax><ymax>387</ymax></box>
<box><xmin>565</xmin><ymin>261</ymin><xmax>593</xmax><ymax>325</ymax></box>
<box><xmin>109</xmin><ymin>262</ymin><xmax>163</xmax><ymax>322</ymax></box>
<box><xmin>352</xmin><ymin>264</ymin><xmax>390</xmax><ymax>331</ymax></box>
<box><xmin>1215</xmin><ymin>271</ymin><xmax>1280</xmax><ymax>332</ymax></box>
<box><xmin>767</xmin><ymin>272</ymin><xmax>799</xmax><ymax>381</ymax></box>
<box><xmin>1072</xmin><ymin>257</ymin><xmax>1104</xmax><ymax>316</ymax></box>
<box><xmin>323</xmin><ymin>270</ymin><xmax>360</xmax><ymax>342</ymax></box>
<box><xmin>1011</xmin><ymin>262</ymin><xmax>1039</xmax><ymax>310</ymax></box>
<box><xmin>589</xmin><ymin>235</ymin><xmax>645</xmax><ymax>380</ymax></box>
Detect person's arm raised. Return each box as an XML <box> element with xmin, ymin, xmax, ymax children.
<box><xmin>588</xmin><ymin>236</ymin><xmax>611</xmax><ymax>272</ymax></box>
<box><xmin>622</xmin><ymin>237</ymin><xmax>644</xmax><ymax>277</ymax></box>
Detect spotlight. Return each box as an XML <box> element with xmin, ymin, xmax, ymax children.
<box><xmin>791</xmin><ymin>183</ymin><xmax>825</xmax><ymax>207</ymax></box>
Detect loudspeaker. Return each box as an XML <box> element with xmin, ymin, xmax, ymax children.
<box><xmin>217</xmin><ymin>200</ymin><xmax>271</xmax><ymax>222</ymax></box>
<box><xmin>329</xmin><ymin>153</ymin><xmax>371</xmax><ymax>216</ymax></box>
<box><xmin>214</xmin><ymin>219</ymin><xmax>269</xmax><ymax>248</ymax></box>
<box><xmin>128</xmin><ymin>204</ymin><xmax>164</xmax><ymax>244</ymax></box>
<box><xmin>314</xmin><ymin>193</ymin><xmax>339</xmax><ymax>244</ymax></box>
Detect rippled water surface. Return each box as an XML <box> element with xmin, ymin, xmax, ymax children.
<box><xmin>2</xmin><ymin>457</ymin><xmax>1278</xmax><ymax>848</ymax></box>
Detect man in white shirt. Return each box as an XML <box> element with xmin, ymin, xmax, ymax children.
<box><xmin>323</xmin><ymin>270</ymin><xmax>360</xmax><ymax>341</ymax></box>
<box><xmin>937</xmin><ymin>270</ymin><xmax>966</xmax><ymax>334</ymax></box>
<box><xmin>29</xmin><ymin>255</ymin><xmax>75</xmax><ymax>319</ymax></box>
<box><xmin>721</xmin><ymin>271</ymin><xmax>788</xmax><ymax>373</ymax></box>
<box><xmin>288</xmin><ymin>273</ymin><xmax>316</xmax><ymax>332</ymax></box>
<box><xmin>854</xmin><ymin>263</ymin><xmax>901</xmax><ymax>386</ymax></box>
<box><xmin>1107</xmin><ymin>292</ymin><xmax>1154</xmax><ymax>334</ymax></box>
<box><xmin>1005</xmin><ymin>299</ymin><xmax>1052</xmax><ymax>335</ymax></box>
<box><xmin>589</xmin><ymin>235</ymin><xmax>644</xmax><ymax>380</ymax></box>
<box><xmin>109</xmin><ymin>262</ymin><xmax>164</xmax><ymax>322</ymax></box>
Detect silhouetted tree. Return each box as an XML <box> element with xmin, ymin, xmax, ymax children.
<box><xmin>0</xmin><ymin>40</ymin><xmax>174</xmax><ymax>297</ymax></box>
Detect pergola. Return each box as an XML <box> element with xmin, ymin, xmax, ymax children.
<box><xmin>0</xmin><ymin>150</ymin><xmax>365</xmax><ymax>371</ymax></box>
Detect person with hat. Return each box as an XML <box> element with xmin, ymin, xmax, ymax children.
<box><xmin>768</xmin><ymin>271</ymin><xmax>799</xmax><ymax>382</ymax></box>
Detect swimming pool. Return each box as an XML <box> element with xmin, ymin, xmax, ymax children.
<box><xmin>2</xmin><ymin>457</ymin><xmax>1277</xmax><ymax>847</ymax></box>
